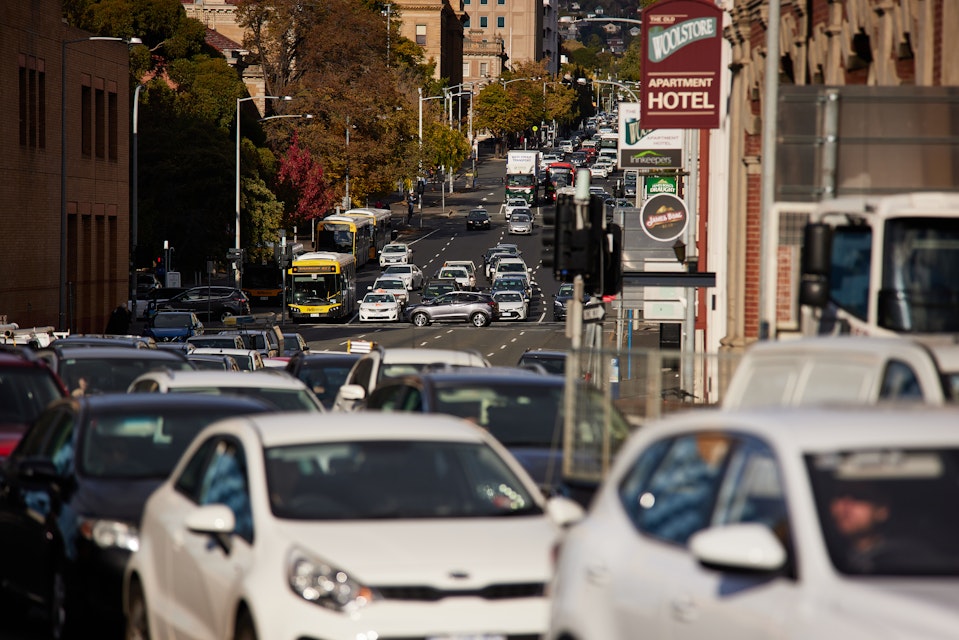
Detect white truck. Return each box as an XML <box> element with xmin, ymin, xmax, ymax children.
<box><xmin>505</xmin><ymin>150</ymin><xmax>542</xmax><ymax>205</ymax></box>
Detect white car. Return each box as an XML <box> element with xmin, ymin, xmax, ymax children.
<box><xmin>378</xmin><ymin>242</ymin><xmax>412</xmax><ymax>267</ymax></box>
<box><xmin>508</xmin><ymin>211</ymin><xmax>534</xmax><ymax>235</ymax></box>
<box><xmin>504</xmin><ymin>197</ymin><xmax>529</xmax><ymax>221</ymax></box>
<box><xmin>186</xmin><ymin>347</ymin><xmax>264</xmax><ymax>371</ymax></box>
<box><xmin>588</xmin><ymin>163</ymin><xmax>610</xmax><ymax>179</ymax></box>
<box><xmin>492</xmin><ymin>290</ymin><xmax>528</xmax><ymax>320</ymax></box>
<box><xmin>369</xmin><ymin>277</ymin><xmax>408</xmax><ymax>306</ymax></box>
<box><xmin>382</xmin><ymin>263</ymin><xmax>424</xmax><ymax>290</ymax></box>
<box><xmin>123</xmin><ymin>412</ymin><xmax>583</xmax><ymax>640</ymax></box>
<box><xmin>435</xmin><ymin>265</ymin><xmax>473</xmax><ymax>291</ymax></box>
<box><xmin>548</xmin><ymin>404</ymin><xmax>959</xmax><ymax>640</ymax></box>
<box><xmin>359</xmin><ymin>290</ymin><xmax>400</xmax><ymax>322</ymax></box>
<box><xmin>127</xmin><ymin>369</ymin><xmax>325</xmax><ymax>411</ymax></box>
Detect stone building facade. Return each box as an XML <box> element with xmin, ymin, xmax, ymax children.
<box><xmin>393</xmin><ymin>0</ymin><xmax>467</xmax><ymax>85</ymax></box>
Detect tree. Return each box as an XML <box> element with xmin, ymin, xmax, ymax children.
<box><xmin>276</xmin><ymin>131</ymin><xmax>335</xmax><ymax>228</ymax></box>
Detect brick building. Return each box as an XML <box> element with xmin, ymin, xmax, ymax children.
<box><xmin>0</xmin><ymin>1</ymin><xmax>133</xmax><ymax>333</ymax></box>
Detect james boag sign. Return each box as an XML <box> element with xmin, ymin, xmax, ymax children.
<box><xmin>641</xmin><ymin>0</ymin><xmax>723</xmax><ymax>130</ymax></box>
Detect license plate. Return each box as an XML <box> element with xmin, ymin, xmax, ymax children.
<box><xmin>259</xmin><ymin>296</ymin><xmax>268</xmax><ymax>301</ymax></box>
<box><xmin>310</xmin><ymin>313</ymin><xmax>320</xmax><ymax>317</ymax></box>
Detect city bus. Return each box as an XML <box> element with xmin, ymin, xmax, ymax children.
<box><xmin>344</xmin><ymin>208</ymin><xmax>393</xmax><ymax>262</ymax></box>
<box><xmin>242</xmin><ymin>263</ymin><xmax>283</xmax><ymax>305</ymax></box>
<box><xmin>314</xmin><ymin>215</ymin><xmax>373</xmax><ymax>268</ymax></box>
<box><xmin>546</xmin><ymin>162</ymin><xmax>575</xmax><ymax>202</ymax></box>
<box><xmin>287</xmin><ymin>251</ymin><xmax>358</xmax><ymax>322</ymax></box>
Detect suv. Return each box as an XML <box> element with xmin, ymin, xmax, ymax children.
<box><xmin>420</xmin><ymin>278</ymin><xmax>462</xmax><ymax>303</ymax></box>
<box><xmin>466</xmin><ymin>208</ymin><xmax>491</xmax><ymax>230</ymax></box>
<box><xmin>154</xmin><ymin>286</ymin><xmax>251</xmax><ymax>322</ymax></box>
<box><xmin>405</xmin><ymin>291</ymin><xmax>499</xmax><ymax>327</ymax></box>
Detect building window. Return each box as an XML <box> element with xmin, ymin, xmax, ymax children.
<box><xmin>108</xmin><ymin>91</ymin><xmax>118</xmax><ymax>161</ymax></box>
<box><xmin>480</xmin><ymin>16</ymin><xmax>488</xmax><ymax>27</ymax></box>
<box><xmin>464</xmin><ymin>17</ymin><xmax>470</xmax><ymax>27</ymax></box>
<box><xmin>480</xmin><ymin>0</ymin><xmax>488</xmax><ymax>4</ymax></box>
<box><xmin>95</xmin><ymin>88</ymin><xmax>105</xmax><ymax>159</ymax></box>
<box><xmin>498</xmin><ymin>0</ymin><xmax>505</xmax><ymax>4</ymax></box>
<box><xmin>463</xmin><ymin>62</ymin><xmax>471</xmax><ymax>78</ymax></box>
<box><xmin>416</xmin><ymin>24</ymin><xmax>427</xmax><ymax>46</ymax></box>
<box><xmin>497</xmin><ymin>16</ymin><xmax>505</xmax><ymax>28</ymax></box>
<box><xmin>81</xmin><ymin>84</ymin><xmax>92</xmax><ymax>157</ymax></box>
<box><xmin>480</xmin><ymin>62</ymin><xmax>489</xmax><ymax>77</ymax></box>
<box><xmin>18</xmin><ymin>56</ymin><xmax>45</xmax><ymax>149</ymax></box>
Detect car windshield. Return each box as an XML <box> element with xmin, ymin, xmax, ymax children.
<box><xmin>494</xmin><ymin>292</ymin><xmax>524</xmax><ymax>303</ymax></box>
<box><xmin>383</xmin><ymin>266</ymin><xmax>410</xmax><ymax>275</ymax></box>
<box><xmin>558</xmin><ymin>284</ymin><xmax>574</xmax><ymax>296</ymax></box>
<box><xmin>60</xmin><ymin>358</ymin><xmax>193</xmax><ymax>394</ymax></box>
<box><xmin>806</xmin><ymin>448</ymin><xmax>959</xmax><ymax>576</ymax></box>
<box><xmin>383</xmin><ymin>245</ymin><xmax>406</xmax><ymax>253</ymax></box>
<box><xmin>440</xmin><ymin>269</ymin><xmax>466</xmax><ymax>279</ymax></box>
<box><xmin>376</xmin><ymin>280</ymin><xmax>405</xmax><ymax>289</ymax></box>
<box><xmin>511</xmin><ymin>213</ymin><xmax>531</xmax><ymax>222</ymax></box>
<box><xmin>0</xmin><ymin>369</ymin><xmax>63</xmax><ymax>424</ymax></box>
<box><xmin>80</xmin><ymin>408</ymin><xmax>251</xmax><ymax>478</ymax></box>
<box><xmin>265</xmin><ymin>439</ymin><xmax>540</xmax><ymax>520</ymax></box>
<box><xmin>364</xmin><ymin>293</ymin><xmax>394</xmax><ymax>304</ymax></box>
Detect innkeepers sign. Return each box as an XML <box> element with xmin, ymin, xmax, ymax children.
<box><xmin>641</xmin><ymin>0</ymin><xmax>723</xmax><ymax>129</ymax></box>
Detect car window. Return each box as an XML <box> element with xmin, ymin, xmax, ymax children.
<box><xmin>198</xmin><ymin>438</ymin><xmax>253</xmax><ymax>543</ymax></box>
<box><xmin>625</xmin><ymin>433</ymin><xmax>733</xmax><ymax>546</ymax></box>
<box><xmin>713</xmin><ymin>437</ymin><xmax>789</xmax><ymax>533</ymax></box>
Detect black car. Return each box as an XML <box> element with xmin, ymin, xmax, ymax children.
<box><xmin>364</xmin><ymin>370</ymin><xmax>631</xmax><ymax>505</ymax></box>
<box><xmin>517</xmin><ymin>349</ymin><xmax>567</xmax><ymax>375</ymax></box>
<box><xmin>285</xmin><ymin>351</ymin><xmax>364</xmax><ymax>409</ymax></box>
<box><xmin>0</xmin><ymin>352</ymin><xmax>68</xmax><ymax>460</ymax></box>
<box><xmin>466</xmin><ymin>207</ymin><xmax>492</xmax><ymax>230</ymax></box>
<box><xmin>552</xmin><ymin>282</ymin><xmax>589</xmax><ymax>321</ymax></box>
<box><xmin>0</xmin><ymin>393</ymin><xmax>274</xmax><ymax>638</ymax></box>
<box><xmin>154</xmin><ymin>286</ymin><xmax>251</xmax><ymax>322</ymax></box>
<box><xmin>420</xmin><ymin>278</ymin><xmax>462</xmax><ymax>303</ymax></box>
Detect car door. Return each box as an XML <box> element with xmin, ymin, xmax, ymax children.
<box><xmin>429</xmin><ymin>293</ymin><xmax>458</xmax><ymax>321</ymax></box>
<box><xmin>664</xmin><ymin>436</ymin><xmax>796</xmax><ymax>640</ymax></box>
<box><xmin>167</xmin><ymin>436</ymin><xmax>255</xmax><ymax>639</ymax></box>
<box><xmin>0</xmin><ymin>405</ymin><xmax>76</xmax><ymax>604</ymax></box>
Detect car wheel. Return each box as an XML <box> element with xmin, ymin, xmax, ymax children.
<box><xmin>470</xmin><ymin>312</ymin><xmax>490</xmax><ymax>327</ymax></box>
<box><xmin>412</xmin><ymin>312</ymin><xmax>430</xmax><ymax>327</ymax></box>
<box><xmin>220</xmin><ymin>309</ymin><xmax>234</xmax><ymax>322</ymax></box>
<box><xmin>234</xmin><ymin>609</ymin><xmax>258</xmax><ymax>640</ymax></box>
<box><xmin>126</xmin><ymin>578</ymin><xmax>150</xmax><ymax>640</ymax></box>
<box><xmin>47</xmin><ymin>565</ymin><xmax>68</xmax><ymax>640</ymax></box>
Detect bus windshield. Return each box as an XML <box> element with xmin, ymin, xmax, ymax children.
<box><xmin>316</xmin><ymin>223</ymin><xmax>353</xmax><ymax>253</ymax></box>
<box><xmin>291</xmin><ymin>274</ymin><xmax>340</xmax><ymax>304</ymax></box>
<box><xmin>878</xmin><ymin>217</ymin><xmax>959</xmax><ymax>333</ymax></box>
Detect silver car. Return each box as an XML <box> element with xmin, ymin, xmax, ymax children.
<box><xmin>508</xmin><ymin>211</ymin><xmax>533</xmax><ymax>235</ymax></box>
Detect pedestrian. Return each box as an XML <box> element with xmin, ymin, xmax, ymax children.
<box><xmin>407</xmin><ymin>200</ymin><xmax>414</xmax><ymax>225</ymax></box>
<box><xmin>105</xmin><ymin>302</ymin><xmax>132</xmax><ymax>335</ymax></box>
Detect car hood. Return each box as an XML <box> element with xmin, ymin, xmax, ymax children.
<box><xmin>72</xmin><ymin>476</ymin><xmax>165</xmax><ymax>524</ymax></box>
<box><xmin>148</xmin><ymin>327</ymin><xmax>191</xmax><ymax>337</ymax></box>
<box><xmin>275</xmin><ymin>518</ymin><xmax>558</xmax><ymax>586</ymax></box>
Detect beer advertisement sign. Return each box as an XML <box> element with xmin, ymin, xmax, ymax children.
<box><xmin>641</xmin><ymin>0</ymin><xmax>723</xmax><ymax>129</ymax></box>
<box><xmin>640</xmin><ymin>194</ymin><xmax>688</xmax><ymax>242</ymax></box>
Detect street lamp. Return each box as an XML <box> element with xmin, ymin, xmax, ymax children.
<box><xmin>578</xmin><ymin>77</ymin><xmax>639</xmax><ymax>102</ymax></box>
<box><xmin>130</xmin><ymin>82</ymin><xmax>145</xmax><ymax>315</ymax></box>
<box><xmin>417</xmin><ymin>87</ymin><xmax>445</xmax><ymax>211</ymax></box>
<box><xmin>235</xmin><ymin>94</ymin><xmax>291</xmax><ymax>287</ymax></box>
<box><xmin>60</xmin><ymin>35</ymin><xmax>141</xmax><ymax>332</ymax></box>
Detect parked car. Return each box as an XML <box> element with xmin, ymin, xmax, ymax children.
<box><xmin>154</xmin><ymin>286</ymin><xmax>251</xmax><ymax>322</ymax></box>
<box><xmin>405</xmin><ymin>291</ymin><xmax>499</xmax><ymax>327</ymax></box>
<box><xmin>378</xmin><ymin>242</ymin><xmax>413</xmax><ymax>267</ymax></box>
<box><xmin>508</xmin><ymin>210</ymin><xmax>534</xmax><ymax>235</ymax></box>
<box><xmin>285</xmin><ymin>351</ymin><xmax>363</xmax><ymax>410</ymax></box>
<box><xmin>466</xmin><ymin>207</ymin><xmax>491</xmax><ymax>230</ymax></box>
<box><xmin>127</xmin><ymin>370</ymin><xmax>325</xmax><ymax>412</ymax></box>
<box><xmin>0</xmin><ymin>352</ymin><xmax>68</xmax><ymax>459</ymax></box>
<box><xmin>123</xmin><ymin>412</ymin><xmax>583</xmax><ymax>640</ymax></box>
<box><xmin>382</xmin><ymin>263</ymin><xmax>425</xmax><ymax>290</ymax></box>
<box><xmin>492</xmin><ymin>290</ymin><xmax>528</xmax><ymax>321</ymax></box>
<box><xmin>142</xmin><ymin>311</ymin><xmax>204</xmax><ymax>343</ymax></box>
<box><xmin>359</xmin><ymin>290</ymin><xmax>401</xmax><ymax>322</ymax></box>
<box><xmin>0</xmin><ymin>393</ymin><xmax>273</xmax><ymax>638</ymax></box>
<box><xmin>364</xmin><ymin>370</ymin><xmax>631</xmax><ymax>502</ymax></box>
<box><xmin>548</xmin><ymin>405</ymin><xmax>959</xmax><ymax>640</ymax></box>
<box><xmin>420</xmin><ymin>278</ymin><xmax>462</xmax><ymax>303</ymax></box>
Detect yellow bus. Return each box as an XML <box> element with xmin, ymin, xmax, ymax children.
<box><xmin>287</xmin><ymin>252</ymin><xmax>357</xmax><ymax>321</ymax></box>
<box><xmin>315</xmin><ymin>215</ymin><xmax>373</xmax><ymax>268</ymax></box>
<box><xmin>344</xmin><ymin>208</ymin><xmax>394</xmax><ymax>261</ymax></box>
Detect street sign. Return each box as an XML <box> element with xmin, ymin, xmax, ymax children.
<box><xmin>583</xmin><ymin>302</ymin><xmax>607</xmax><ymax>323</ymax></box>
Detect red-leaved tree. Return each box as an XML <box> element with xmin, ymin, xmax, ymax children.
<box><xmin>276</xmin><ymin>130</ymin><xmax>335</xmax><ymax>227</ymax></box>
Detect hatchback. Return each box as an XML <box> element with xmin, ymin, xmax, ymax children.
<box><xmin>123</xmin><ymin>413</ymin><xmax>583</xmax><ymax>640</ymax></box>
<box><xmin>0</xmin><ymin>393</ymin><xmax>272</xmax><ymax>638</ymax></box>
<box><xmin>548</xmin><ymin>405</ymin><xmax>959</xmax><ymax>640</ymax></box>
<box><xmin>128</xmin><ymin>369</ymin><xmax>324</xmax><ymax>412</ymax></box>
<box><xmin>466</xmin><ymin>207</ymin><xmax>491</xmax><ymax>230</ymax></box>
<box><xmin>405</xmin><ymin>291</ymin><xmax>499</xmax><ymax>327</ymax></box>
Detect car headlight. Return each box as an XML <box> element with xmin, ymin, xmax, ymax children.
<box><xmin>288</xmin><ymin>547</ymin><xmax>376</xmax><ymax>612</ymax></box>
<box><xmin>291</xmin><ymin>306</ymin><xmax>301</xmax><ymax>313</ymax></box>
<box><xmin>78</xmin><ymin>518</ymin><xmax>140</xmax><ymax>552</ymax></box>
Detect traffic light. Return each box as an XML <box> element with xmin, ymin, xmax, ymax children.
<box><xmin>602</xmin><ymin>223</ymin><xmax>623</xmax><ymax>298</ymax></box>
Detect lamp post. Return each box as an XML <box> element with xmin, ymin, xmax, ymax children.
<box><xmin>236</xmin><ymin>94</ymin><xmax>291</xmax><ymax>287</ymax></box>
<box><xmin>578</xmin><ymin>77</ymin><xmax>639</xmax><ymax>103</ymax></box>
<box><xmin>130</xmin><ymin>82</ymin><xmax>145</xmax><ymax>317</ymax></box>
<box><xmin>60</xmin><ymin>35</ymin><xmax>141</xmax><ymax>332</ymax></box>
<box><xmin>417</xmin><ymin>88</ymin><xmax>445</xmax><ymax>211</ymax></box>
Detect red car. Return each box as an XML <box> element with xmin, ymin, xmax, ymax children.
<box><xmin>0</xmin><ymin>351</ymin><xmax>68</xmax><ymax>458</ymax></box>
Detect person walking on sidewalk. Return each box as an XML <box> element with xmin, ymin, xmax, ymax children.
<box><xmin>407</xmin><ymin>200</ymin><xmax>414</xmax><ymax>225</ymax></box>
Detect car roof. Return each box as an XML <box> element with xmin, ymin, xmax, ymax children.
<box><xmin>190</xmin><ymin>347</ymin><xmax>259</xmax><ymax>357</ymax></box>
<box><xmin>68</xmin><ymin>392</ymin><xmax>271</xmax><ymax>413</ymax></box>
<box><xmin>130</xmin><ymin>369</ymin><xmax>307</xmax><ymax>389</ymax></box>
<box><xmin>54</xmin><ymin>346</ymin><xmax>186</xmax><ymax>360</ymax></box>
<box><xmin>380</xmin><ymin>348</ymin><xmax>489</xmax><ymax>366</ymax></box>
<box><xmin>245</xmin><ymin>412</ymin><xmax>493</xmax><ymax>448</ymax></box>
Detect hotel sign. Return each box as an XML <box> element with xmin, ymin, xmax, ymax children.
<box><xmin>641</xmin><ymin>0</ymin><xmax>723</xmax><ymax>129</ymax></box>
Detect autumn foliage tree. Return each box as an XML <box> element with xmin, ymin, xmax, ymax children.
<box><xmin>276</xmin><ymin>130</ymin><xmax>335</xmax><ymax>228</ymax></box>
